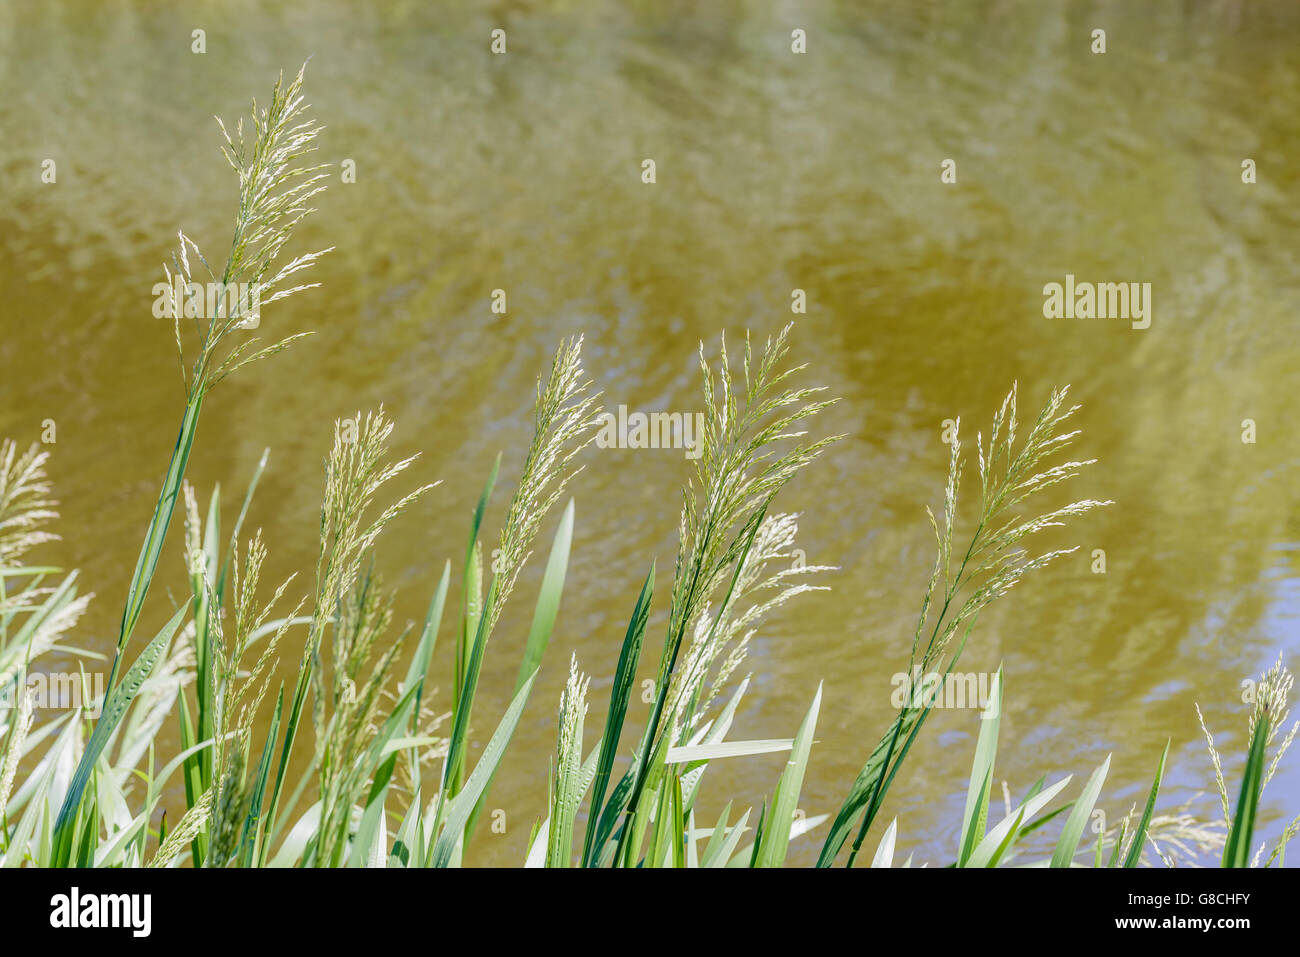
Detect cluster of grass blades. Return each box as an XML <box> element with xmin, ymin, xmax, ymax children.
<box><xmin>910</xmin><ymin>653</ymin><xmax>1297</xmax><ymax>870</ymax></box>
<box><xmin>1</xmin><ymin>65</ymin><xmax>1296</xmax><ymax>870</ymax></box>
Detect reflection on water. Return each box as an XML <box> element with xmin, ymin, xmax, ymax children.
<box><xmin>1</xmin><ymin>0</ymin><xmax>1297</xmax><ymax>864</ymax></box>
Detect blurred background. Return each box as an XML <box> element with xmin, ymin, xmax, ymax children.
<box><xmin>1</xmin><ymin>0</ymin><xmax>1297</xmax><ymax>865</ymax></box>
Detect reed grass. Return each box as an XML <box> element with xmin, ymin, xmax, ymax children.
<box><xmin>0</xmin><ymin>66</ymin><xmax>1293</xmax><ymax>870</ymax></box>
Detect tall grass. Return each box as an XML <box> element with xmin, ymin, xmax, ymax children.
<box><xmin>0</xmin><ymin>67</ymin><xmax>1293</xmax><ymax>869</ymax></box>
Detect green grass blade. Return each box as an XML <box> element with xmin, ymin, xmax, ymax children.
<box><xmin>665</xmin><ymin>738</ymin><xmax>794</xmax><ymax>764</ymax></box>
<box><xmin>404</xmin><ymin>560</ymin><xmax>450</xmax><ymax>721</ymax></box>
<box><xmin>1107</xmin><ymin>817</ymin><xmax>1130</xmax><ymax>868</ymax></box>
<box><xmin>238</xmin><ymin>684</ymin><xmax>283</xmax><ymax>868</ymax></box>
<box><xmin>50</xmin><ymin>604</ymin><xmax>187</xmax><ymax>866</ymax></box>
<box><xmin>442</xmin><ymin>575</ymin><xmax>498</xmax><ymax>795</ymax></box>
<box><xmin>465</xmin><ymin>453</ymin><xmax>500</xmax><ymax>570</ymax></box>
<box><xmin>430</xmin><ymin>668</ymin><xmax>539</xmax><ymax>867</ymax></box>
<box><xmin>217</xmin><ymin>448</ymin><xmax>269</xmax><ymax>596</ymax></box>
<box><xmin>389</xmin><ymin>784</ymin><xmax>423</xmax><ymax>868</ymax></box>
<box><xmin>645</xmin><ymin>775</ymin><xmax>674</xmax><ymax>868</ymax></box>
<box><xmin>590</xmin><ymin>764</ymin><xmax>637</xmax><ymax>868</ymax></box>
<box><xmin>754</xmin><ymin>682</ymin><xmax>822</xmax><ymax>868</ymax></box>
<box><xmin>870</xmin><ymin>817</ymin><xmax>898</xmax><ymax>869</ymax></box>
<box><xmin>1051</xmin><ymin>753</ymin><xmax>1111</xmax><ymax>868</ymax></box>
<box><xmin>457</xmin><ymin>454</ymin><xmax>499</xmax><ymax>704</ymax></box>
<box><xmin>348</xmin><ymin>751</ymin><xmax>397</xmax><ymax>868</ymax></box>
<box><xmin>582</xmin><ymin>562</ymin><xmax>654</xmax><ymax>867</ymax></box>
<box><xmin>109</xmin><ymin>395</ymin><xmax>204</xmax><ymax>693</ymax></box>
<box><xmin>1223</xmin><ymin>715</ymin><xmax>1270</xmax><ymax>868</ymax></box>
<box><xmin>514</xmin><ymin>499</ymin><xmax>574</xmax><ymax>693</ymax></box>
<box><xmin>989</xmin><ymin>806</ymin><xmax>1027</xmax><ymax>869</ymax></box>
<box><xmin>965</xmin><ymin>775</ymin><xmax>1071</xmax><ymax>868</ymax></box>
<box><xmin>176</xmin><ymin>682</ymin><xmax>207</xmax><ymax>866</ymax></box>
<box><xmin>465</xmin><ymin>503</ymin><xmax>576</xmax><ymax>840</ymax></box>
<box><xmin>699</xmin><ymin>800</ymin><xmax>734</xmax><ymax>867</ymax></box>
<box><xmin>1123</xmin><ymin>739</ymin><xmax>1169</xmax><ymax>868</ymax></box>
<box><xmin>957</xmin><ymin>666</ymin><xmax>1002</xmax><ymax>867</ymax></box>
<box><xmin>705</xmin><ymin>807</ymin><xmax>751</xmax><ymax>868</ymax></box>
<box><xmin>668</xmin><ymin>775</ymin><xmax>685</xmax><ymax>868</ymax></box>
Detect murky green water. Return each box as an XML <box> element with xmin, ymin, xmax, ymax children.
<box><xmin>2</xmin><ymin>0</ymin><xmax>1298</xmax><ymax>865</ymax></box>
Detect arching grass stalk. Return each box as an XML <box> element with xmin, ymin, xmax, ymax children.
<box><xmin>437</xmin><ymin>337</ymin><xmax>601</xmax><ymax>857</ymax></box>
<box><xmin>609</xmin><ymin>324</ymin><xmax>840</xmax><ymax>866</ymax></box>
<box><xmin>820</xmin><ymin>383</ymin><xmax>1112</xmax><ymax>867</ymax></box>
<box><xmin>49</xmin><ymin>63</ymin><xmax>330</xmax><ymax>866</ymax></box>
<box><xmin>262</xmin><ymin>408</ymin><xmax>435</xmax><ymax>866</ymax></box>
<box><xmin>113</xmin><ymin>61</ymin><xmax>330</xmax><ymax>691</ymax></box>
